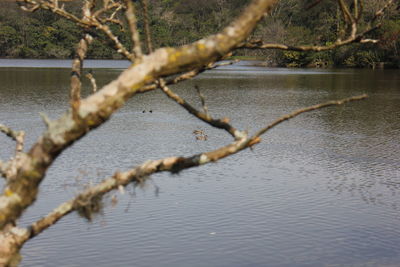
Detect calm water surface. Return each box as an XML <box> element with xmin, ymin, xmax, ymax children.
<box><xmin>0</xmin><ymin>60</ymin><xmax>399</xmax><ymax>267</ymax></box>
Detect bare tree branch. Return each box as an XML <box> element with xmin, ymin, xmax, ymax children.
<box><xmin>0</xmin><ymin>0</ymin><xmax>279</xmax><ymax>230</ymax></box>
<box><xmin>0</xmin><ymin>124</ymin><xmax>24</xmax><ymax>157</ymax></box>
<box><xmin>370</xmin><ymin>0</ymin><xmax>394</xmax><ymax>25</ymax></box>
<box><xmin>252</xmin><ymin>94</ymin><xmax>368</xmax><ymax>138</ymax></box>
<box><xmin>19</xmin><ymin>0</ymin><xmax>134</xmax><ymax>60</ymax></box>
<box><xmin>240</xmin><ymin>0</ymin><xmax>395</xmax><ymax>52</ymax></box>
<box><xmin>158</xmin><ymin>80</ymin><xmax>242</xmax><ymax>139</ymax></box>
<box><xmin>0</xmin><ymin>124</ymin><xmax>25</xmax><ymax>181</ymax></box>
<box><xmin>18</xmin><ymin>0</ymin><xmax>83</xmax><ymax>25</ymax></box>
<box><xmin>139</xmin><ymin>60</ymin><xmax>239</xmax><ymax>94</ymax></box>
<box><xmin>141</xmin><ymin>0</ymin><xmax>153</xmax><ymax>53</ymax></box>
<box><xmin>70</xmin><ymin>34</ymin><xmax>93</xmax><ymax>112</ymax></box>
<box><xmin>39</xmin><ymin>112</ymin><xmax>51</xmax><ymax>129</ymax></box>
<box><xmin>124</xmin><ymin>0</ymin><xmax>142</xmax><ymax>58</ymax></box>
<box><xmin>195</xmin><ymin>85</ymin><xmax>209</xmax><ymax>116</ymax></box>
<box><xmin>0</xmin><ymin>161</ymin><xmax>7</xmax><ymax>179</ymax></box>
<box><xmin>0</xmin><ymin>124</ymin><xmax>20</xmax><ymax>142</ymax></box>
<box><xmin>86</xmin><ymin>72</ymin><xmax>98</xmax><ymax>93</ymax></box>
<box><xmin>240</xmin><ymin>26</ymin><xmax>379</xmax><ymax>52</ymax></box>
<box><xmin>19</xmin><ymin>94</ymin><xmax>368</xmax><ymax>244</ymax></box>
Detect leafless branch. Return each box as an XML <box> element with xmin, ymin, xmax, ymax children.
<box><xmin>22</xmin><ymin>94</ymin><xmax>368</xmax><ymax>243</ymax></box>
<box><xmin>0</xmin><ymin>124</ymin><xmax>20</xmax><ymax>142</ymax></box>
<box><xmin>18</xmin><ymin>0</ymin><xmax>83</xmax><ymax>25</ymax></box>
<box><xmin>240</xmin><ymin>0</ymin><xmax>395</xmax><ymax>52</ymax></box>
<box><xmin>0</xmin><ymin>124</ymin><xmax>24</xmax><ymax>156</ymax></box>
<box><xmin>195</xmin><ymin>85</ymin><xmax>209</xmax><ymax>116</ymax></box>
<box><xmin>86</xmin><ymin>72</ymin><xmax>98</xmax><ymax>93</ymax></box>
<box><xmin>0</xmin><ymin>161</ymin><xmax>7</xmax><ymax>179</ymax></box>
<box><xmin>124</xmin><ymin>0</ymin><xmax>142</xmax><ymax>58</ymax></box>
<box><xmin>370</xmin><ymin>0</ymin><xmax>394</xmax><ymax>24</ymax></box>
<box><xmin>0</xmin><ymin>124</ymin><xmax>25</xmax><ymax>180</ymax></box>
<box><xmin>70</xmin><ymin>34</ymin><xmax>93</xmax><ymax>112</ymax></box>
<box><xmin>252</xmin><ymin>94</ymin><xmax>368</xmax><ymax>138</ymax></box>
<box><xmin>93</xmin><ymin>2</ymin><xmax>122</xmax><ymax>18</ymax></box>
<box><xmin>158</xmin><ymin>80</ymin><xmax>243</xmax><ymax>139</ymax></box>
<box><xmin>0</xmin><ymin>0</ymin><xmax>279</xmax><ymax>230</ymax></box>
<box><xmin>141</xmin><ymin>0</ymin><xmax>153</xmax><ymax>53</ymax></box>
<box><xmin>19</xmin><ymin>0</ymin><xmax>134</xmax><ymax>60</ymax></box>
<box><xmin>139</xmin><ymin>60</ymin><xmax>240</xmax><ymax>94</ymax></box>
<box><xmin>99</xmin><ymin>17</ymin><xmax>124</xmax><ymax>29</ymax></box>
<box><xmin>96</xmin><ymin>22</ymin><xmax>134</xmax><ymax>60</ymax></box>
<box><xmin>240</xmin><ymin>26</ymin><xmax>379</xmax><ymax>52</ymax></box>
<box><xmin>39</xmin><ymin>112</ymin><xmax>51</xmax><ymax>128</ymax></box>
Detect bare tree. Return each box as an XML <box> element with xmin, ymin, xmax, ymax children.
<box><xmin>0</xmin><ymin>0</ymin><xmax>395</xmax><ymax>265</ymax></box>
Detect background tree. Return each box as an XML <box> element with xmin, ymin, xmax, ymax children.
<box><xmin>0</xmin><ymin>0</ymin><xmax>396</xmax><ymax>265</ymax></box>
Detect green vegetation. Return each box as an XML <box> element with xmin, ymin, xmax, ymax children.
<box><xmin>0</xmin><ymin>0</ymin><xmax>398</xmax><ymax>68</ymax></box>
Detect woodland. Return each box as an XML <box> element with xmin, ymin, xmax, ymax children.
<box><xmin>0</xmin><ymin>0</ymin><xmax>399</xmax><ymax>67</ymax></box>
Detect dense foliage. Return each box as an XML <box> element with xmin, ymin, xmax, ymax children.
<box><xmin>0</xmin><ymin>0</ymin><xmax>398</xmax><ymax>67</ymax></box>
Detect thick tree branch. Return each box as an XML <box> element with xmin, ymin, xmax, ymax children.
<box><xmin>0</xmin><ymin>0</ymin><xmax>279</xmax><ymax>230</ymax></box>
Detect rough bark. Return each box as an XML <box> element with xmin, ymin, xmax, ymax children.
<box><xmin>0</xmin><ymin>0</ymin><xmax>278</xmax><ymax>231</ymax></box>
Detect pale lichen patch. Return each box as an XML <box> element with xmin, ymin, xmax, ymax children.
<box><xmin>199</xmin><ymin>154</ymin><xmax>210</xmax><ymax>165</ymax></box>
<box><xmin>226</xmin><ymin>26</ymin><xmax>236</xmax><ymax>37</ymax></box>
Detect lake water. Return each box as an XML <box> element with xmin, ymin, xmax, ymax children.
<box><xmin>0</xmin><ymin>60</ymin><xmax>399</xmax><ymax>267</ymax></box>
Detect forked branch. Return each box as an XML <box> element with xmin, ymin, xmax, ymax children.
<box><xmin>158</xmin><ymin>80</ymin><xmax>243</xmax><ymax>139</ymax></box>
<box><xmin>0</xmin><ymin>0</ymin><xmax>279</xmax><ymax>230</ymax></box>
<box><xmin>240</xmin><ymin>0</ymin><xmax>394</xmax><ymax>52</ymax></box>
<box><xmin>21</xmin><ymin>94</ymin><xmax>368</xmax><ymax>244</ymax></box>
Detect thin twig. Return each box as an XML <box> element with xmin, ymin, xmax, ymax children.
<box><xmin>0</xmin><ymin>160</ymin><xmax>6</xmax><ymax>178</ymax></box>
<box><xmin>0</xmin><ymin>124</ymin><xmax>24</xmax><ymax>155</ymax></box>
<box><xmin>195</xmin><ymin>85</ymin><xmax>209</xmax><ymax>116</ymax></box>
<box><xmin>39</xmin><ymin>112</ymin><xmax>51</xmax><ymax>128</ymax></box>
<box><xmin>252</xmin><ymin>94</ymin><xmax>368</xmax><ymax>138</ymax></box>
<box><xmin>86</xmin><ymin>72</ymin><xmax>98</xmax><ymax>93</ymax></box>
<box><xmin>0</xmin><ymin>124</ymin><xmax>20</xmax><ymax>142</ymax></box>
<box><xmin>158</xmin><ymin>79</ymin><xmax>242</xmax><ymax>139</ymax></box>
<box><xmin>24</xmin><ymin>94</ymin><xmax>368</xmax><ymax>243</ymax></box>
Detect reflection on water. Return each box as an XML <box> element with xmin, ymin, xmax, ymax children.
<box><xmin>0</xmin><ymin>60</ymin><xmax>399</xmax><ymax>267</ymax></box>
